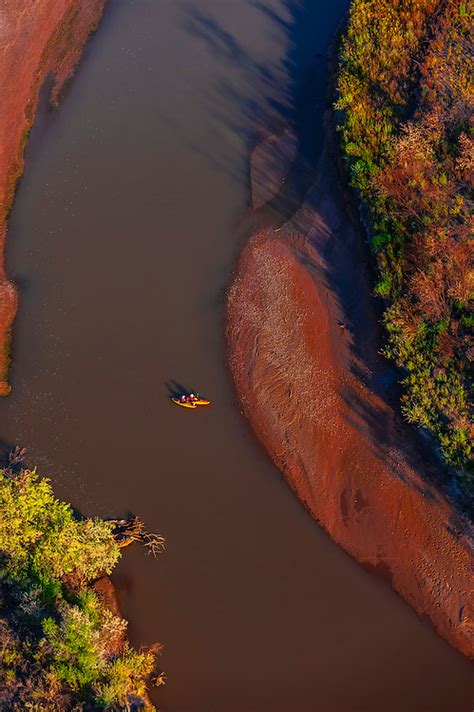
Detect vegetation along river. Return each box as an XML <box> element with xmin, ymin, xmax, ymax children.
<box><xmin>1</xmin><ymin>1</ymin><xmax>472</xmax><ymax>710</ymax></box>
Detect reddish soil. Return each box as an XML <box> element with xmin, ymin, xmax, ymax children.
<box><xmin>0</xmin><ymin>0</ymin><xmax>106</xmax><ymax>394</ymax></box>
<box><xmin>227</xmin><ymin>126</ymin><xmax>474</xmax><ymax>657</ymax></box>
<box><xmin>92</xmin><ymin>576</ymin><xmax>157</xmax><ymax>705</ymax></box>
<box><xmin>92</xmin><ymin>575</ymin><xmax>122</xmax><ymax>617</ymax></box>
<box><xmin>92</xmin><ymin>576</ymin><xmax>125</xmax><ymax>655</ymax></box>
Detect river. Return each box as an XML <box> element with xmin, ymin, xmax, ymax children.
<box><xmin>1</xmin><ymin>1</ymin><xmax>473</xmax><ymax>710</ymax></box>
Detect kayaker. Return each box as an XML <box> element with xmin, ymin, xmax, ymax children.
<box><xmin>180</xmin><ymin>395</ymin><xmax>187</xmax><ymax>403</ymax></box>
<box><xmin>189</xmin><ymin>393</ymin><xmax>196</xmax><ymax>402</ymax></box>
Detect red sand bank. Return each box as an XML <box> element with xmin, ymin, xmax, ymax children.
<box><xmin>227</xmin><ymin>132</ymin><xmax>473</xmax><ymax>658</ymax></box>
<box><xmin>0</xmin><ymin>0</ymin><xmax>106</xmax><ymax>394</ymax></box>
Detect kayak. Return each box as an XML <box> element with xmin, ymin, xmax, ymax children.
<box><xmin>171</xmin><ymin>398</ymin><xmax>197</xmax><ymax>409</ymax></box>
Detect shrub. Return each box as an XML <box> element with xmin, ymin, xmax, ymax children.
<box><xmin>96</xmin><ymin>645</ymin><xmax>156</xmax><ymax>708</ymax></box>
<box><xmin>337</xmin><ymin>0</ymin><xmax>473</xmax><ymax>494</ymax></box>
<box><xmin>0</xmin><ymin>469</ymin><xmax>120</xmax><ymax>584</ymax></box>
<box><xmin>0</xmin><ymin>468</ymin><xmax>159</xmax><ymax>709</ymax></box>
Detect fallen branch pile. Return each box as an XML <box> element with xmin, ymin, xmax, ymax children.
<box><xmin>110</xmin><ymin>516</ymin><xmax>165</xmax><ymax>557</ymax></box>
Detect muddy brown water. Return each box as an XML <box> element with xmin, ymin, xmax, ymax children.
<box><xmin>1</xmin><ymin>1</ymin><xmax>473</xmax><ymax>710</ymax></box>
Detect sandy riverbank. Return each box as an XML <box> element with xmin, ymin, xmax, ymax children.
<box><xmin>226</xmin><ymin>106</ymin><xmax>473</xmax><ymax>657</ymax></box>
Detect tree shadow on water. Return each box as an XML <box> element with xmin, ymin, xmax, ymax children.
<box><xmin>178</xmin><ymin>0</ymin><xmax>348</xmax><ymax>199</ymax></box>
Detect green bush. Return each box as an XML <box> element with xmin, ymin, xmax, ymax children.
<box><xmin>0</xmin><ymin>469</ymin><xmax>120</xmax><ymax>585</ymax></box>
<box><xmin>96</xmin><ymin>645</ymin><xmax>156</xmax><ymax>708</ymax></box>
<box><xmin>0</xmin><ymin>468</ymin><xmax>158</xmax><ymax>709</ymax></box>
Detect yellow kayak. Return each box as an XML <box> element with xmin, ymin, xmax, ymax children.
<box><xmin>171</xmin><ymin>398</ymin><xmax>197</xmax><ymax>409</ymax></box>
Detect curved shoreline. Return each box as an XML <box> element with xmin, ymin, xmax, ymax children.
<box><xmin>226</xmin><ymin>107</ymin><xmax>473</xmax><ymax>656</ymax></box>
<box><xmin>0</xmin><ymin>0</ymin><xmax>107</xmax><ymax>395</ymax></box>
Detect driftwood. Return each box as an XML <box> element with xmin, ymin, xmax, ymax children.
<box><xmin>153</xmin><ymin>671</ymin><xmax>167</xmax><ymax>687</ymax></box>
<box><xmin>109</xmin><ymin>516</ymin><xmax>165</xmax><ymax>557</ymax></box>
<box><xmin>3</xmin><ymin>445</ymin><xmax>27</xmax><ymax>476</ymax></box>
<box><xmin>8</xmin><ymin>445</ymin><xmax>26</xmax><ymax>466</ymax></box>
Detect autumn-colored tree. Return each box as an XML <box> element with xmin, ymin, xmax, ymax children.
<box><xmin>337</xmin><ymin>0</ymin><xmax>473</xmax><ymax>492</ymax></box>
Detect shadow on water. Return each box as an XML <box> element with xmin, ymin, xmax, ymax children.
<box><xmin>179</xmin><ymin>0</ymin><xmax>343</xmax><ymax>211</ymax></box>
<box><xmin>0</xmin><ymin>440</ymin><xmax>16</xmax><ymax>468</ymax></box>
<box><xmin>165</xmin><ymin>380</ymin><xmax>200</xmax><ymax>398</ymax></box>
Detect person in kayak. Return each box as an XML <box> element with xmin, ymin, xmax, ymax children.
<box><xmin>180</xmin><ymin>395</ymin><xmax>187</xmax><ymax>403</ymax></box>
<box><xmin>189</xmin><ymin>393</ymin><xmax>197</xmax><ymax>402</ymax></box>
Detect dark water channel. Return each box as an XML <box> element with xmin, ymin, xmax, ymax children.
<box><xmin>1</xmin><ymin>1</ymin><xmax>473</xmax><ymax>710</ymax></box>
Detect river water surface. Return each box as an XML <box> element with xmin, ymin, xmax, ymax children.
<box><xmin>1</xmin><ymin>1</ymin><xmax>473</xmax><ymax>710</ymax></box>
